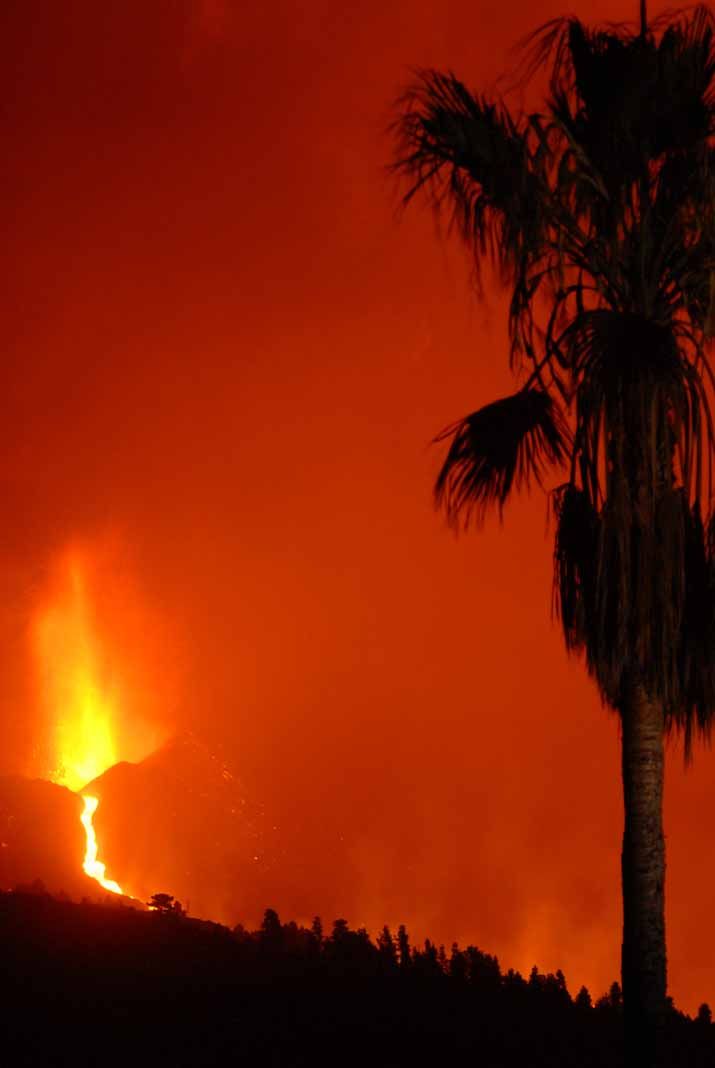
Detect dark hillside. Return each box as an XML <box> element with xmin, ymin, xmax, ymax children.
<box><xmin>2</xmin><ymin>890</ymin><xmax>713</xmax><ymax>1067</ymax></box>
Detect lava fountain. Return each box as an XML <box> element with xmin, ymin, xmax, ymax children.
<box><xmin>32</xmin><ymin>547</ymin><xmax>166</xmax><ymax>897</ymax></box>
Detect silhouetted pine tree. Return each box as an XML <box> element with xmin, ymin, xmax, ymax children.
<box><xmin>397</xmin><ymin>924</ymin><xmax>411</xmax><ymax>972</ymax></box>
<box><xmin>377</xmin><ymin>924</ymin><xmax>398</xmax><ymax>974</ymax></box>
<box><xmin>576</xmin><ymin>985</ymin><xmax>593</xmax><ymax>1011</ymax></box>
<box><xmin>696</xmin><ymin>1003</ymin><xmax>713</xmax><ymax>1027</ymax></box>
<box><xmin>450</xmin><ymin>942</ymin><xmax>468</xmax><ymax>982</ymax></box>
<box><xmin>311</xmin><ymin>915</ymin><xmax>323</xmax><ymax>948</ymax></box>
<box><xmin>259</xmin><ymin>907</ymin><xmax>283</xmax><ymax>949</ymax></box>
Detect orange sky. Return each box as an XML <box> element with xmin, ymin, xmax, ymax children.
<box><xmin>2</xmin><ymin>0</ymin><xmax>714</xmax><ymax>1013</ymax></box>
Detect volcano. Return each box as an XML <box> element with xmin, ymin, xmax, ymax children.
<box><xmin>2</xmin><ymin>734</ymin><xmax>353</xmax><ymax>927</ymax></box>
<box><xmin>0</xmin><ymin>735</ymin><xmax>267</xmax><ymax>916</ymax></box>
<box><xmin>83</xmin><ymin>733</ymin><xmax>279</xmax><ymax>922</ymax></box>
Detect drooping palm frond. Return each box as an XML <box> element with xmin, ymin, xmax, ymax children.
<box><xmin>591</xmin><ymin>488</ymin><xmax>690</xmax><ymax>713</ymax></box>
<box><xmin>560</xmin><ymin>310</ymin><xmax>711</xmax><ymax>507</ymax></box>
<box><xmin>553</xmin><ymin>482</ymin><xmax>599</xmax><ymax>650</ymax></box>
<box><xmin>676</xmin><ymin>503</ymin><xmax>715</xmax><ymax>755</ymax></box>
<box><xmin>434</xmin><ymin>388</ymin><xmax>569</xmax><ymax>528</ymax></box>
<box><xmin>548</xmin><ymin>304</ymin><xmax>715</xmax><ymax>731</ymax></box>
<box><xmin>648</xmin><ymin>148</ymin><xmax>715</xmax><ymax>319</ymax></box>
<box><xmin>392</xmin><ymin>70</ymin><xmax>545</xmax><ymax>280</ymax></box>
<box><xmin>555</xmin><ymin>483</ymin><xmax>711</xmax><ymax>723</ymax></box>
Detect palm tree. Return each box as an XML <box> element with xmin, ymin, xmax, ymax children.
<box><xmin>393</xmin><ymin>5</ymin><xmax>715</xmax><ymax>1063</ymax></box>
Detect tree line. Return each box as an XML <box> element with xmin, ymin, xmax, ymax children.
<box><xmin>2</xmin><ymin>889</ymin><xmax>714</xmax><ymax>1067</ymax></box>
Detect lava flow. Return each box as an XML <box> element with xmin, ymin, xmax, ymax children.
<box><xmin>80</xmin><ymin>795</ymin><xmax>123</xmax><ymax>895</ymax></box>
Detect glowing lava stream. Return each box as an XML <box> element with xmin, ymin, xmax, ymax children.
<box><xmin>80</xmin><ymin>795</ymin><xmax>123</xmax><ymax>895</ymax></box>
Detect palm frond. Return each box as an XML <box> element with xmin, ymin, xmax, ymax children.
<box><xmin>675</xmin><ymin>503</ymin><xmax>715</xmax><ymax>756</ymax></box>
<box><xmin>392</xmin><ymin>70</ymin><xmax>545</xmax><ymax>278</ymax></box>
<box><xmin>563</xmin><ymin>311</ymin><xmax>706</xmax><ymax>509</ymax></box>
<box><xmin>553</xmin><ymin>483</ymin><xmax>599</xmax><ymax>651</ymax></box>
<box><xmin>555</xmin><ymin>481</ymin><xmax>715</xmax><ymax>734</ymax></box>
<box><xmin>434</xmin><ymin>388</ymin><xmax>568</xmax><ymax>528</ymax></box>
<box><xmin>558</xmin><ymin>485</ymin><xmax>692</xmax><ymax>714</ymax></box>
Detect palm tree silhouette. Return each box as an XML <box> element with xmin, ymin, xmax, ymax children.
<box><xmin>394</xmin><ymin>4</ymin><xmax>715</xmax><ymax>1063</ymax></box>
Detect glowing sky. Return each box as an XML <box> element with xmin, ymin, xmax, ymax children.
<box><xmin>2</xmin><ymin>0</ymin><xmax>714</xmax><ymax>1013</ymax></box>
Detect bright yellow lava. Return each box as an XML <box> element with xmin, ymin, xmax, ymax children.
<box><xmin>80</xmin><ymin>795</ymin><xmax>123</xmax><ymax>896</ymax></box>
<box><xmin>36</xmin><ymin>558</ymin><xmax>120</xmax><ymax>794</ymax></box>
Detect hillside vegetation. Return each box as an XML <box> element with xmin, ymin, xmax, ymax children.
<box><xmin>2</xmin><ymin>889</ymin><xmax>714</xmax><ymax>1066</ymax></box>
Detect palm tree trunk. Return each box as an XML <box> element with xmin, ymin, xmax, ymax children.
<box><xmin>620</xmin><ymin>681</ymin><xmax>666</xmax><ymax>1066</ymax></box>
